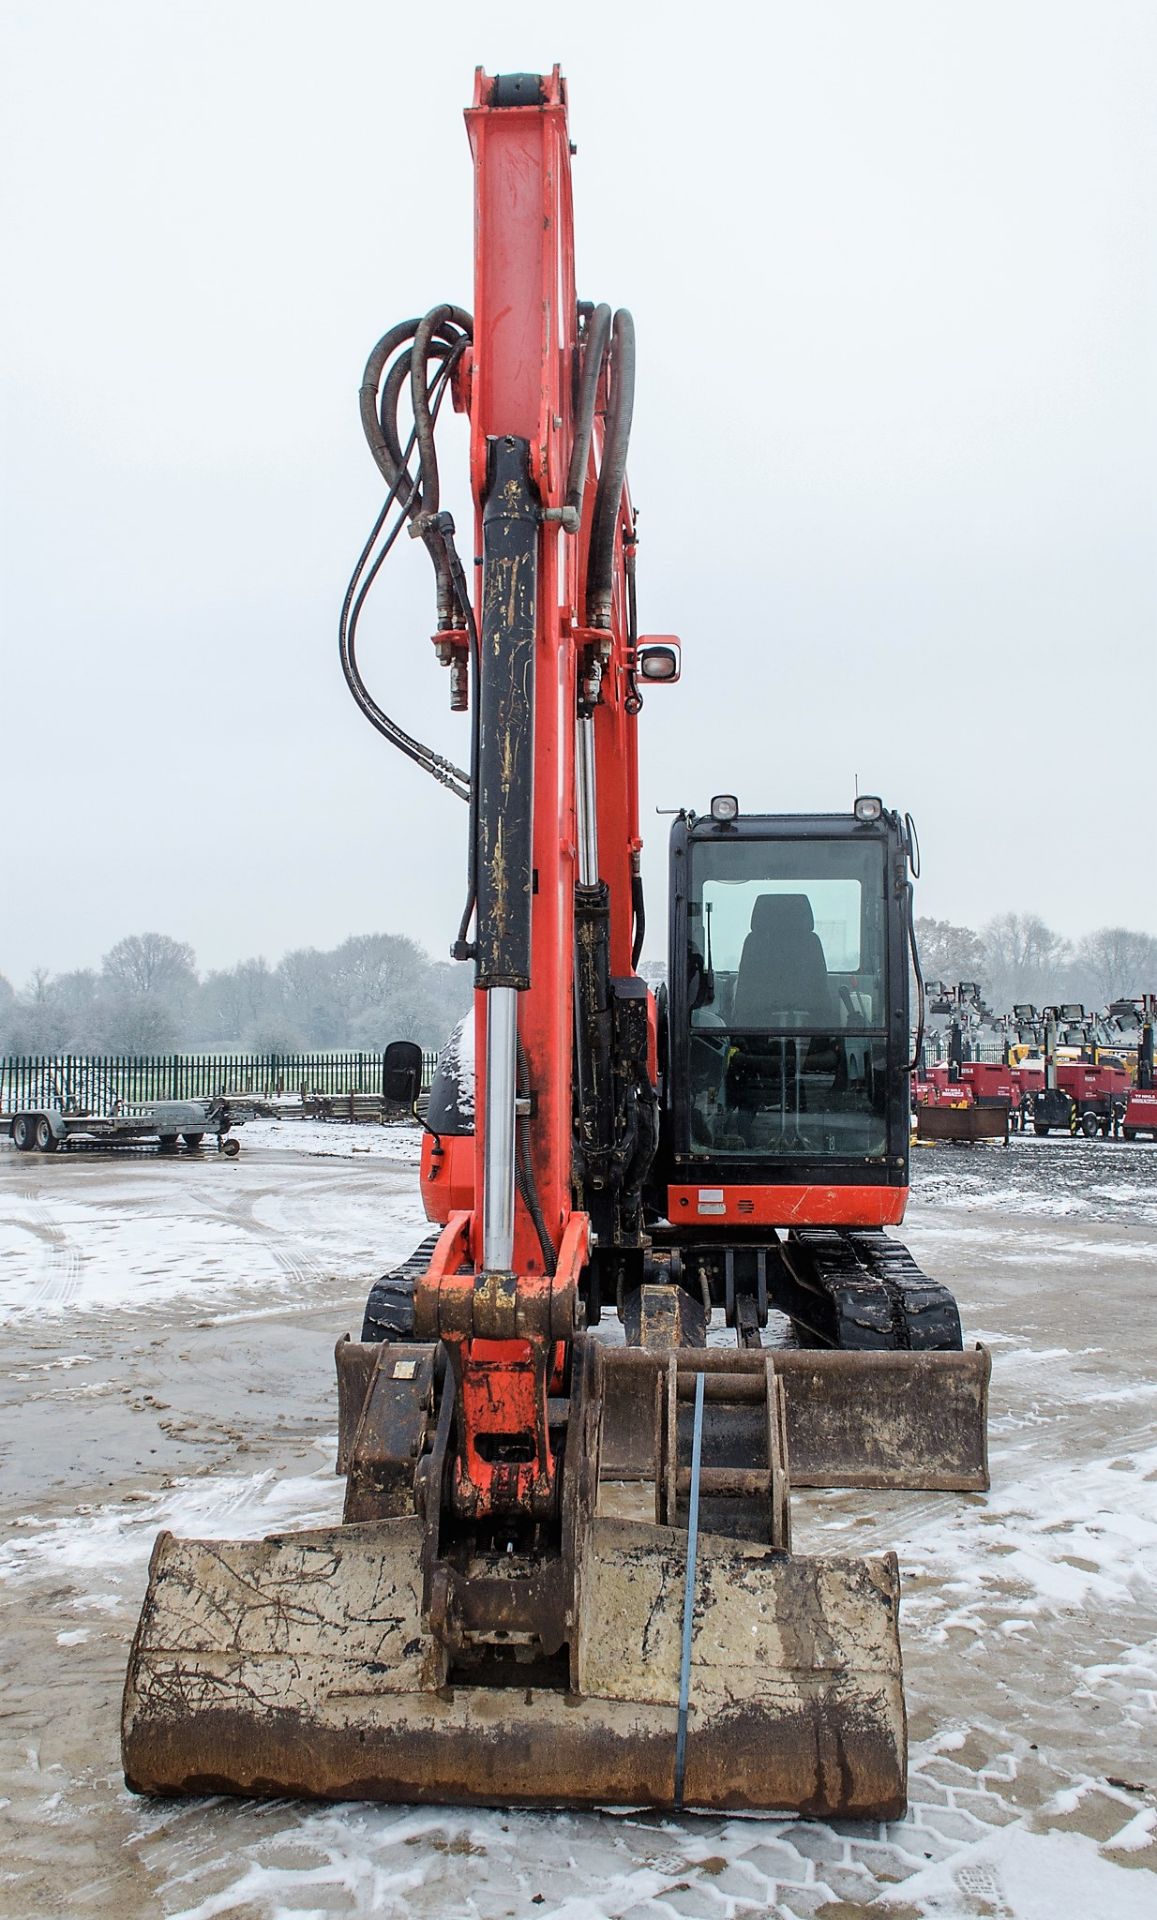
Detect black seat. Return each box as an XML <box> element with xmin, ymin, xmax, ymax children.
<box><xmin>730</xmin><ymin>893</ymin><xmax>834</xmax><ymax>1029</ymax></box>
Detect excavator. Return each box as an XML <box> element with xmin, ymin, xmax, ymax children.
<box><xmin>122</xmin><ymin>67</ymin><xmax>989</xmax><ymax>1818</ymax></box>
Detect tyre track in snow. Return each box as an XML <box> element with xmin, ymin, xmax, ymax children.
<box><xmin>0</xmin><ymin>1184</ymin><xmax>86</xmax><ymax>1311</ymax></box>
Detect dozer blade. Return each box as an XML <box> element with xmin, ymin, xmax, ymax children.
<box><xmin>122</xmin><ymin>1512</ymin><xmax>906</xmax><ymax>1816</ymax></box>
<box><xmin>777</xmin><ymin>1346</ymin><xmax>991</xmax><ymax>1491</ymax></box>
<box><xmin>598</xmin><ymin>1346</ymin><xmax>991</xmax><ymax>1496</ymax></box>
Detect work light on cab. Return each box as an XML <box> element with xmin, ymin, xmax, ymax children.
<box><xmin>637</xmin><ymin>639</ymin><xmax>681</xmax><ymax>681</ymax></box>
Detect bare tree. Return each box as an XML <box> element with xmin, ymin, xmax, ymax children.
<box><xmin>102</xmin><ymin>933</ymin><xmax>197</xmax><ymax>999</ymax></box>
<box><xmin>99</xmin><ymin>933</ymin><xmax>197</xmax><ymax>1053</ymax></box>
<box><xmin>1072</xmin><ymin>926</ymin><xmax>1157</xmax><ymax>1005</ymax></box>
<box><xmin>4</xmin><ymin>968</ymin><xmax>102</xmax><ymax>1052</ymax></box>
<box><xmin>278</xmin><ymin>946</ymin><xmax>343</xmax><ymax>1047</ymax></box>
<box><xmin>196</xmin><ymin>958</ymin><xmax>284</xmax><ymax>1048</ymax></box>
<box><xmin>913</xmin><ymin>918</ymin><xmax>986</xmax><ymax>987</ymax></box>
<box><xmin>101</xmin><ymin>992</ymin><xmax>179</xmax><ymax>1053</ymax></box>
<box><xmin>981</xmin><ymin>913</ymin><xmax>1069</xmax><ymax>1009</ymax></box>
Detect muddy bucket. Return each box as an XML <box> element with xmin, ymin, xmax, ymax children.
<box><xmin>122</xmin><ymin>1509</ymin><xmax>906</xmax><ymax>1816</ymax></box>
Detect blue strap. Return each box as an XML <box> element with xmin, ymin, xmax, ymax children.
<box><xmin>673</xmin><ymin>1367</ymin><xmax>705</xmax><ymax>1810</ymax></box>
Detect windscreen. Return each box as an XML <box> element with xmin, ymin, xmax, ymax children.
<box><xmin>685</xmin><ymin>835</ymin><xmax>890</xmax><ymax>1158</ymax></box>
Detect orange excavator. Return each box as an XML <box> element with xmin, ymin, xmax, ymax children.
<box><xmin>122</xmin><ymin>68</ymin><xmax>988</xmax><ymax>1818</ymax></box>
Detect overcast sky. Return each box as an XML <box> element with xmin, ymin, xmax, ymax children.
<box><xmin>2</xmin><ymin>1</ymin><xmax>1154</xmax><ymax>986</ymax></box>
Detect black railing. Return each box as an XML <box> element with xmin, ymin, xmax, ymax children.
<box><xmin>916</xmin><ymin>1033</ymin><xmax>1006</xmax><ymax>1069</ymax></box>
<box><xmin>0</xmin><ymin>1050</ymin><xmax>441</xmax><ymax>1115</ymax></box>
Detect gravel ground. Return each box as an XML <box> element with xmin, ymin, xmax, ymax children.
<box><xmin>1</xmin><ymin>1126</ymin><xmax>1154</xmax><ymax>1919</ymax></box>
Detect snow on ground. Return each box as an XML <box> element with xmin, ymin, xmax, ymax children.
<box><xmin>241</xmin><ymin>1118</ymin><xmax>425</xmax><ymax>1162</ymax></box>
<box><xmin>891</xmin><ymin>1823</ymin><xmax>1155</xmax><ymax>1920</ymax></box>
<box><xmin>0</xmin><ymin>1459</ymin><xmax>345</xmax><ymax>1597</ymax></box>
<box><xmin>0</xmin><ymin>1127</ymin><xmax>428</xmax><ymax>1322</ymax></box>
<box><xmin>911</xmin><ymin>1129</ymin><xmax>1157</xmax><ymax>1225</ymax></box>
<box><xmin>2</xmin><ymin>1125</ymin><xmax>1155</xmax><ymax>1916</ymax></box>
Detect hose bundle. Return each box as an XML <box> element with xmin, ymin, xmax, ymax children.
<box><xmin>339</xmin><ymin>306</ymin><xmax>475</xmax><ymax>800</ymax></box>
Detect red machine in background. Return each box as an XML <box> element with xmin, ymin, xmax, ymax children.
<box><xmin>914</xmin><ymin>1014</ymin><xmax>1012</xmax><ymax>1143</ymax></box>
<box><xmin>1022</xmin><ymin>1007</ymin><xmax>1130</xmax><ymax>1137</ymax></box>
<box><xmin>1123</xmin><ymin>996</ymin><xmax>1157</xmax><ymax>1140</ymax></box>
<box><xmin>123</xmin><ymin>68</ymin><xmax>988</xmax><ymax>1820</ymax></box>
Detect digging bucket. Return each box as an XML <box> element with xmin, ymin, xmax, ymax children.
<box><xmin>122</xmin><ymin>1511</ymin><xmax>906</xmax><ymax>1815</ymax></box>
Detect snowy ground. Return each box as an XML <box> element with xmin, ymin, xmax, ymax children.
<box><xmin>1</xmin><ymin>1126</ymin><xmax>1155</xmax><ymax>1918</ymax></box>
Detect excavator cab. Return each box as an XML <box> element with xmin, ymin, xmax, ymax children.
<box><xmin>661</xmin><ymin>800</ymin><xmax>910</xmax><ymax>1200</ymax></box>
<box><xmin>646</xmin><ymin>799</ymin><xmax>980</xmax><ymax>1354</ymax></box>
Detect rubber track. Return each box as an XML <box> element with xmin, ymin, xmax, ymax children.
<box><xmin>782</xmin><ymin>1229</ymin><xmax>962</xmax><ymax>1352</ymax></box>
<box><xmin>847</xmin><ymin>1230</ymin><xmax>963</xmax><ymax>1351</ymax></box>
<box><xmin>360</xmin><ymin>1230</ymin><xmax>442</xmax><ymax>1342</ymax></box>
<box><xmin>780</xmin><ymin>1228</ymin><xmax>894</xmax><ymax>1349</ymax></box>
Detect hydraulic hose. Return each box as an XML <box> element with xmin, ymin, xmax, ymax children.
<box><xmin>563</xmin><ymin>302</ymin><xmax>611</xmax><ymax>522</ymax></box>
<box><xmin>411</xmin><ymin>304</ymin><xmax>471</xmax><ymax>624</ymax></box>
<box><xmin>341</xmin><ymin>307</ymin><xmax>475</xmax><ymax>800</ymax></box>
<box><xmin>907</xmin><ymin>881</ymin><xmax>926</xmax><ymax>1073</ymax></box>
<box><xmin>585</xmin><ymin>308</ymin><xmax>635</xmax><ymax>630</ymax></box>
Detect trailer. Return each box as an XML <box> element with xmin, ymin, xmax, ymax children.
<box><xmin>7</xmin><ymin>1098</ymin><xmax>249</xmax><ymax>1155</ymax></box>
<box><xmin>914</xmin><ymin>1075</ymin><xmax>1010</xmax><ymax>1144</ymax></box>
<box><xmin>913</xmin><ymin>1021</ymin><xmax>1011</xmax><ymax>1144</ymax></box>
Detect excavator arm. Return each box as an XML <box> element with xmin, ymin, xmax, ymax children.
<box><xmin>408</xmin><ymin>69</ymin><xmax>661</xmax><ymax>1534</ymax></box>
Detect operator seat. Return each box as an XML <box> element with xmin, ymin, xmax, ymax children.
<box><xmin>730</xmin><ymin>893</ymin><xmax>835</xmax><ymax>1029</ymax></box>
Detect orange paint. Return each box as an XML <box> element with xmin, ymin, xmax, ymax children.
<box><xmin>666</xmin><ymin>1184</ymin><xmax>908</xmax><ymax>1228</ymax></box>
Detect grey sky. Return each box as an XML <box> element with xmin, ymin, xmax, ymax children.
<box><xmin>2</xmin><ymin>1</ymin><xmax>1154</xmax><ymax>986</ymax></box>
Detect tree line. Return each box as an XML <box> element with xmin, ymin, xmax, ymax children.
<box><xmin>2</xmin><ymin>913</ymin><xmax>1154</xmax><ymax>1058</ymax></box>
<box><xmin>914</xmin><ymin>914</ymin><xmax>1157</xmax><ymax>1013</ymax></box>
<box><xmin>0</xmin><ymin>932</ymin><xmax>472</xmax><ymax>1056</ymax></box>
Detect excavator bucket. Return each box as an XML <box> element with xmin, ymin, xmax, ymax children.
<box><xmin>122</xmin><ymin>1516</ymin><xmax>905</xmax><ymax>1814</ymax></box>
<box><xmin>123</xmin><ymin>1340</ymin><xmax>910</xmax><ymax>1816</ymax></box>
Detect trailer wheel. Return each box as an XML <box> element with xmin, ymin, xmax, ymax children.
<box><xmin>158</xmin><ymin>1134</ymin><xmax>179</xmax><ymax>1152</ymax></box>
<box><xmin>1080</xmin><ymin>1110</ymin><xmax>1100</xmax><ymax>1139</ymax></box>
<box><xmin>11</xmin><ymin>1113</ymin><xmax>35</xmax><ymax>1151</ymax></box>
<box><xmin>220</xmin><ymin>1135</ymin><xmax>241</xmax><ymax>1158</ymax></box>
<box><xmin>1033</xmin><ymin>1123</ymin><xmax>1050</xmax><ymax>1136</ymax></box>
<box><xmin>182</xmin><ymin>1133</ymin><xmax>204</xmax><ymax>1149</ymax></box>
<box><xmin>34</xmin><ymin>1115</ymin><xmax>58</xmax><ymax>1153</ymax></box>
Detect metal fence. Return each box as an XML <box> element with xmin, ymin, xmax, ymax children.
<box><xmin>918</xmin><ymin>1032</ymin><xmax>1005</xmax><ymax>1068</ymax></box>
<box><xmin>0</xmin><ymin>1050</ymin><xmax>441</xmax><ymax>1115</ymax></box>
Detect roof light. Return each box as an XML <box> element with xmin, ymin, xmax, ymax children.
<box><xmin>853</xmin><ymin>794</ymin><xmax>882</xmax><ymax>822</ymax></box>
<box><xmin>710</xmin><ymin>794</ymin><xmax>739</xmax><ymax>822</ymax></box>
